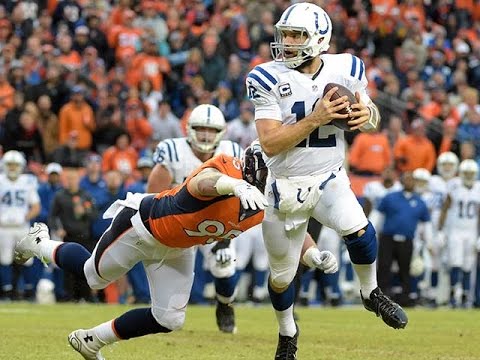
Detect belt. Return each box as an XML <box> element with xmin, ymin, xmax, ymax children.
<box><xmin>139</xmin><ymin>194</ymin><xmax>155</xmax><ymax>234</ymax></box>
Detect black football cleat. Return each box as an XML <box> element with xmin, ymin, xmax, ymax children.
<box><xmin>361</xmin><ymin>287</ymin><xmax>408</xmax><ymax>329</ymax></box>
<box><xmin>216</xmin><ymin>302</ymin><xmax>237</xmax><ymax>333</ymax></box>
<box><xmin>275</xmin><ymin>324</ymin><xmax>299</xmax><ymax>360</ymax></box>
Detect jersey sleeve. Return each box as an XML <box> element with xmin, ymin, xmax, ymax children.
<box><xmin>344</xmin><ymin>54</ymin><xmax>371</xmax><ymax>105</ymax></box>
<box><xmin>152</xmin><ymin>139</ymin><xmax>179</xmax><ymax>174</ymax></box>
<box><xmin>246</xmin><ymin>66</ymin><xmax>282</xmax><ymax>121</ymax></box>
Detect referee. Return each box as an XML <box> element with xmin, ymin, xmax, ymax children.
<box><xmin>373</xmin><ymin>171</ymin><xmax>432</xmax><ymax>306</ymax></box>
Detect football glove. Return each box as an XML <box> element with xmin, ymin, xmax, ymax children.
<box><xmin>303</xmin><ymin>248</ymin><xmax>338</xmax><ymax>274</ymax></box>
<box><xmin>211</xmin><ymin>240</ymin><xmax>233</xmax><ymax>267</ymax></box>
<box><xmin>233</xmin><ymin>181</ymin><xmax>268</xmax><ymax>211</ymax></box>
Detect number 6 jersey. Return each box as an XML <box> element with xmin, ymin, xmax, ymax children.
<box><xmin>246</xmin><ymin>54</ymin><xmax>372</xmax><ymax>178</ymax></box>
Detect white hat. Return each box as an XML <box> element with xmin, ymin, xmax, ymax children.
<box><xmin>46</xmin><ymin>163</ymin><xmax>63</xmax><ymax>175</ymax></box>
<box><xmin>137</xmin><ymin>157</ymin><xmax>154</xmax><ymax>169</ymax></box>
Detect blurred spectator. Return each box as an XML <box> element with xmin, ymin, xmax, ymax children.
<box><xmin>126</xmin><ymin>157</ymin><xmax>154</xmax><ymax>193</ymax></box>
<box><xmin>3</xmin><ymin>109</ymin><xmax>44</xmax><ymax>163</ymax></box>
<box><xmin>148</xmin><ymin>100</ymin><xmax>182</xmax><ymax>142</ymax></box>
<box><xmin>52</xmin><ymin>0</ymin><xmax>83</xmax><ymax>35</ymax></box>
<box><xmin>49</xmin><ymin>168</ymin><xmax>97</xmax><ymax>302</ymax></box>
<box><xmin>223</xmin><ymin>54</ymin><xmax>246</xmax><ymax>103</ymax></box>
<box><xmin>84</xmin><ymin>12</ymin><xmax>110</xmax><ymax>67</ymax></box>
<box><xmin>383</xmin><ymin>114</ymin><xmax>406</xmax><ymax>149</ymax></box>
<box><xmin>58</xmin><ymin>85</ymin><xmax>95</xmax><ymax>151</ymax></box>
<box><xmin>225</xmin><ymin>101</ymin><xmax>257</xmax><ymax>149</ymax></box>
<box><xmin>212</xmin><ymin>81</ymin><xmax>239</xmax><ymax>122</ymax></box>
<box><xmin>72</xmin><ymin>25</ymin><xmax>92</xmax><ymax>54</ymax></box>
<box><xmin>394</xmin><ymin>118</ymin><xmax>436</xmax><ymax>172</ymax></box>
<box><xmin>36</xmin><ymin>95</ymin><xmax>59</xmax><ymax>160</ymax></box>
<box><xmin>108</xmin><ymin>9</ymin><xmax>144</xmax><ymax>61</ymax></box>
<box><xmin>102</xmin><ymin>132</ymin><xmax>138</xmax><ymax>178</ymax></box>
<box><xmin>51</xmin><ymin>130</ymin><xmax>87</xmax><ymax>168</ymax></box>
<box><xmin>79</xmin><ymin>153</ymin><xmax>106</xmax><ymax>210</ymax></box>
<box><xmin>124</xmin><ymin>99</ymin><xmax>153</xmax><ymax>151</ymax></box>
<box><xmin>2</xmin><ymin>91</ymin><xmax>25</xmax><ymax>143</ymax></box>
<box><xmin>459</xmin><ymin>140</ymin><xmax>477</xmax><ymax>161</ymax></box>
<box><xmin>92</xmin><ymin>107</ymin><xmax>125</xmax><ymax>154</ymax></box>
<box><xmin>250</xmin><ymin>10</ymin><xmax>275</xmax><ymax>50</ymax></box>
<box><xmin>349</xmin><ymin>131</ymin><xmax>392</xmax><ymax>176</ymax></box>
<box><xmin>0</xmin><ymin>67</ymin><xmax>14</xmax><ymax>121</ymax></box>
<box><xmin>200</xmin><ymin>35</ymin><xmax>226</xmax><ymax>91</ymax></box>
<box><xmin>10</xmin><ymin>3</ymin><xmax>33</xmax><ymax>43</ymax></box>
<box><xmin>133</xmin><ymin>1</ymin><xmax>168</xmax><ymax>44</ymax></box>
<box><xmin>25</xmin><ymin>65</ymin><xmax>70</xmax><ymax>114</ymax></box>
<box><xmin>427</xmin><ymin>118</ymin><xmax>461</xmax><ymax>159</ymax></box>
<box><xmin>138</xmin><ymin>79</ymin><xmax>163</xmax><ymax>116</ymax></box>
<box><xmin>56</xmin><ymin>34</ymin><xmax>82</xmax><ymax>70</ymax></box>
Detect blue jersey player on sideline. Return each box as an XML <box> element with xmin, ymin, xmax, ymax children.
<box><xmin>246</xmin><ymin>2</ymin><xmax>407</xmax><ymax>359</ymax></box>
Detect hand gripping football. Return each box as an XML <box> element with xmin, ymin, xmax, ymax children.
<box><xmin>323</xmin><ymin>83</ymin><xmax>357</xmax><ymax>132</ymax></box>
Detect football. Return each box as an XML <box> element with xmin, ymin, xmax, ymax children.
<box><xmin>323</xmin><ymin>83</ymin><xmax>357</xmax><ymax>132</ymax></box>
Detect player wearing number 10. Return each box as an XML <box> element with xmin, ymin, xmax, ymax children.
<box><xmin>246</xmin><ymin>2</ymin><xmax>407</xmax><ymax>359</ymax></box>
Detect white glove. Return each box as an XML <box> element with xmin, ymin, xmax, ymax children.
<box><xmin>302</xmin><ymin>248</ymin><xmax>338</xmax><ymax>274</ymax></box>
<box><xmin>233</xmin><ymin>181</ymin><xmax>268</xmax><ymax>210</ymax></box>
<box><xmin>215</xmin><ymin>248</ymin><xmax>233</xmax><ymax>267</ymax></box>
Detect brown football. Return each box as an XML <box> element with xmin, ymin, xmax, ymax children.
<box><xmin>323</xmin><ymin>83</ymin><xmax>357</xmax><ymax>132</ymax></box>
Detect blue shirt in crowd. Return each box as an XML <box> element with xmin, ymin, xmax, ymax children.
<box><xmin>377</xmin><ymin>190</ymin><xmax>430</xmax><ymax>240</ymax></box>
<box><xmin>35</xmin><ymin>182</ymin><xmax>63</xmax><ymax>224</ymax></box>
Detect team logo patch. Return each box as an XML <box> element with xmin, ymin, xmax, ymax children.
<box><xmin>279</xmin><ymin>83</ymin><xmax>292</xmax><ymax>98</ymax></box>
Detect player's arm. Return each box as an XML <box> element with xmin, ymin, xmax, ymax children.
<box><xmin>188</xmin><ymin>167</ymin><xmax>268</xmax><ymax>210</ymax></box>
<box><xmin>147</xmin><ymin>164</ymin><xmax>173</xmax><ymax>193</ymax></box>
<box><xmin>26</xmin><ymin>202</ymin><xmax>41</xmax><ymax>221</ymax></box>
<box><xmin>437</xmin><ymin>194</ymin><xmax>452</xmax><ymax>231</ymax></box>
<box><xmin>300</xmin><ymin>232</ymin><xmax>338</xmax><ymax>273</ymax></box>
<box><xmin>248</xmin><ymin>78</ymin><xmax>349</xmax><ymax>157</ymax></box>
<box><xmin>147</xmin><ymin>140</ymin><xmax>175</xmax><ymax>193</ymax></box>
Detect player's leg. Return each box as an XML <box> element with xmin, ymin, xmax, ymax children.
<box><xmin>312</xmin><ymin>169</ymin><xmax>407</xmax><ymax>329</ymax></box>
<box><xmin>14</xmin><ymin>227</ymin><xmax>38</xmax><ymax>300</ymax></box>
<box><xmin>72</xmin><ymin>247</ymin><xmax>195</xmax><ymax>357</ymax></box>
<box><xmin>447</xmin><ymin>231</ymin><xmax>462</xmax><ymax>307</ymax></box>
<box><xmin>0</xmin><ymin>228</ymin><xmax>16</xmax><ymax>299</ymax></box>
<box><xmin>461</xmin><ymin>234</ymin><xmax>475</xmax><ymax>307</ymax></box>
<box><xmin>250</xmin><ymin>225</ymin><xmax>269</xmax><ymax>302</ymax></box>
<box><xmin>263</xmin><ymin>208</ymin><xmax>305</xmax><ymax>360</ymax></box>
<box><xmin>203</xmin><ymin>240</ymin><xmax>239</xmax><ymax>333</ymax></box>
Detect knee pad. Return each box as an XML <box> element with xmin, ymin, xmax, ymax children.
<box><xmin>151</xmin><ymin>306</ymin><xmax>185</xmax><ymax>331</ymax></box>
<box><xmin>344</xmin><ymin>221</ymin><xmax>377</xmax><ymax>265</ymax></box>
<box><xmin>269</xmin><ymin>269</ymin><xmax>296</xmax><ymax>290</ymax></box>
<box><xmin>84</xmin><ymin>257</ymin><xmax>109</xmax><ymax>290</ymax></box>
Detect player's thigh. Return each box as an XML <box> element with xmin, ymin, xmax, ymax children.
<box><xmin>262</xmin><ymin>209</ymin><xmax>307</xmax><ymax>286</ymax></box>
<box><xmin>446</xmin><ymin>230</ymin><xmax>463</xmax><ymax>268</ymax></box>
<box><xmin>145</xmin><ymin>247</ymin><xmax>195</xmax><ymax>330</ymax></box>
<box><xmin>0</xmin><ymin>228</ymin><xmax>18</xmax><ymax>265</ymax></box>
<box><xmin>235</xmin><ymin>226</ymin><xmax>256</xmax><ymax>270</ymax></box>
<box><xmin>312</xmin><ymin>169</ymin><xmax>367</xmax><ymax>236</ymax></box>
<box><xmin>84</xmin><ymin>209</ymin><xmax>150</xmax><ymax>289</ymax></box>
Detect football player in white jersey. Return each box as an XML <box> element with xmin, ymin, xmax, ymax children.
<box><xmin>438</xmin><ymin>159</ymin><xmax>480</xmax><ymax>308</ymax></box>
<box><xmin>147</xmin><ymin>104</ymin><xmax>248</xmax><ymax>333</ymax></box>
<box><xmin>428</xmin><ymin>151</ymin><xmax>459</xmax><ymax>306</ymax></box>
<box><xmin>0</xmin><ymin>150</ymin><xmax>40</xmax><ymax>300</ymax></box>
<box><xmin>246</xmin><ymin>3</ymin><xmax>407</xmax><ymax>357</ymax></box>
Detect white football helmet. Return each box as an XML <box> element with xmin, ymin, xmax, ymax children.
<box><xmin>413</xmin><ymin>168</ymin><xmax>431</xmax><ymax>194</ymax></box>
<box><xmin>270</xmin><ymin>2</ymin><xmax>332</xmax><ymax>68</ymax></box>
<box><xmin>187</xmin><ymin>104</ymin><xmax>226</xmax><ymax>153</ymax></box>
<box><xmin>2</xmin><ymin>150</ymin><xmax>26</xmax><ymax>180</ymax></box>
<box><xmin>459</xmin><ymin>159</ymin><xmax>478</xmax><ymax>187</ymax></box>
<box><xmin>437</xmin><ymin>151</ymin><xmax>459</xmax><ymax>180</ymax></box>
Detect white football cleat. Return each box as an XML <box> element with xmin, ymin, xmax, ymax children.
<box><xmin>14</xmin><ymin>222</ymin><xmax>50</xmax><ymax>265</ymax></box>
<box><xmin>68</xmin><ymin>329</ymin><xmax>106</xmax><ymax>360</ymax></box>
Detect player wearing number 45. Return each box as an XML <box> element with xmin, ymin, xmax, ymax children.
<box><xmin>0</xmin><ymin>150</ymin><xmax>40</xmax><ymax>301</ymax></box>
<box><xmin>14</xmin><ymin>143</ymin><xmax>338</xmax><ymax>360</ymax></box>
<box><xmin>246</xmin><ymin>2</ymin><xmax>406</xmax><ymax>359</ymax></box>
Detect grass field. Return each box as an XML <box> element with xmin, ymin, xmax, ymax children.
<box><xmin>1</xmin><ymin>303</ymin><xmax>479</xmax><ymax>360</ymax></box>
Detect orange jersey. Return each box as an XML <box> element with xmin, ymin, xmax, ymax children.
<box><xmin>141</xmin><ymin>154</ymin><xmax>264</xmax><ymax>248</ymax></box>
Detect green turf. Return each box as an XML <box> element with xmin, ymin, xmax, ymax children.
<box><xmin>1</xmin><ymin>303</ymin><xmax>479</xmax><ymax>360</ymax></box>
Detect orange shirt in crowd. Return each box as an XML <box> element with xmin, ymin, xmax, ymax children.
<box><xmin>131</xmin><ymin>53</ymin><xmax>171</xmax><ymax>90</ymax></box>
<box><xmin>369</xmin><ymin>0</ymin><xmax>397</xmax><ymax>29</ymax></box>
<box><xmin>0</xmin><ymin>81</ymin><xmax>15</xmax><ymax>120</ymax></box>
<box><xmin>58</xmin><ymin>101</ymin><xmax>95</xmax><ymax>150</ymax></box>
<box><xmin>102</xmin><ymin>146</ymin><xmax>138</xmax><ymax>175</ymax></box>
<box><xmin>57</xmin><ymin>50</ymin><xmax>82</xmax><ymax>69</ymax></box>
<box><xmin>393</xmin><ymin>135</ymin><xmax>436</xmax><ymax>172</ymax></box>
<box><xmin>126</xmin><ymin>116</ymin><xmax>153</xmax><ymax>151</ymax></box>
<box><xmin>108</xmin><ymin>25</ymin><xmax>144</xmax><ymax>60</ymax></box>
<box><xmin>349</xmin><ymin>132</ymin><xmax>392</xmax><ymax>175</ymax></box>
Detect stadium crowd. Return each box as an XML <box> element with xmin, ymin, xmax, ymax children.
<box><xmin>0</xmin><ymin>0</ymin><xmax>480</xmax><ymax>309</ymax></box>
